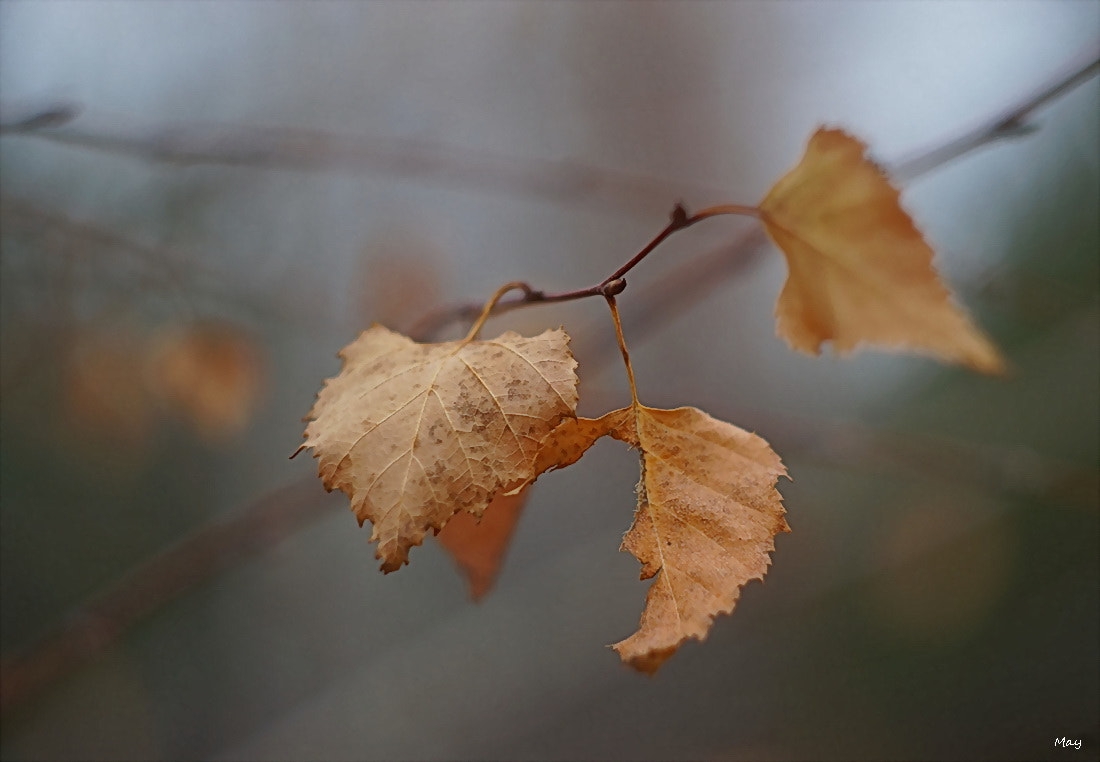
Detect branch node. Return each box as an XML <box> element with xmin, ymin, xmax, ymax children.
<box><xmin>670</xmin><ymin>202</ymin><xmax>689</xmax><ymax>227</ymax></box>
<box><xmin>995</xmin><ymin>118</ymin><xmax>1040</xmax><ymax>140</ymax></box>
<box><xmin>600</xmin><ymin>278</ymin><xmax>627</xmax><ymax>297</ymax></box>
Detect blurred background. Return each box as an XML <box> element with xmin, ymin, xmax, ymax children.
<box><xmin>1</xmin><ymin>2</ymin><xmax>1097</xmax><ymax>760</ymax></box>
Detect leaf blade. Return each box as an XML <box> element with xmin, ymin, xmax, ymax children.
<box><xmin>301</xmin><ymin>325</ymin><xmax>579</xmax><ymax>571</ymax></box>
<box><xmin>608</xmin><ymin>405</ymin><xmax>789</xmax><ymax>673</ymax></box>
<box><xmin>759</xmin><ymin>128</ymin><xmax>1005</xmax><ymax>373</ymax></box>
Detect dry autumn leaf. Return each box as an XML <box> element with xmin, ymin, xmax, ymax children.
<box><xmin>519</xmin><ymin>403</ymin><xmax>788</xmax><ymax>673</ymax></box>
<box><xmin>759</xmin><ymin>127</ymin><xmax>1004</xmax><ymax>373</ymax></box>
<box><xmin>586</xmin><ymin>404</ymin><xmax>789</xmax><ymax>673</ymax></box>
<box><xmin>299</xmin><ymin>324</ymin><xmax>579</xmax><ymax>571</ymax></box>
<box><xmin>437</xmin><ymin>490</ymin><xmax>530</xmax><ymax>600</ymax></box>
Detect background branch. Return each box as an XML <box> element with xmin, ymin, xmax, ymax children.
<box><xmin>0</xmin><ymin>478</ymin><xmax>334</xmax><ymax>713</ymax></box>
<box><xmin>890</xmin><ymin>43</ymin><xmax>1099</xmax><ymax>181</ymax></box>
<box><xmin>1</xmin><ymin>109</ymin><xmax>727</xmax><ymax>216</ymax></box>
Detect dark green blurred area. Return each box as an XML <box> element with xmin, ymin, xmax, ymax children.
<box><xmin>2</xmin><ymin>4</ymin><xmax>1098</xmax><ymax>761</ymax></box>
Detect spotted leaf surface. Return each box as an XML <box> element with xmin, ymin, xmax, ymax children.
<box><xmin>300</xmin><ymin>325</ymin><xmax>578</xmax><ymax>571</ymax></box>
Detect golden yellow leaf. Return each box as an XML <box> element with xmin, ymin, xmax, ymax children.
<box><xmin>603</xmin><ymin>405</ymin><xmax>789</xmax><ymax>673</ymax></box>
<box><xmin>759</xmin><ymin>127</ymin><xmax>1004</xmax><ymax>373</ymax></box>
<box><xmin>300</xmin><ymin>324</ymin><xmax>578</xmax><ymax>572</ymax></box>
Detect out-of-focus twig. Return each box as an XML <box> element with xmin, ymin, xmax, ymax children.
<box><xmin>0</xmin><ymin>478</ymin><xmax>335</xmax><ymax>714</ymax></box>
<box><xmin>0</xmin><ymin>111</ymin><xmax>728</xmax><ymax>216</ymax></box>
<box><xmin>1</xmin><ymin>46</ymin><xmax>1096</xmax><ymax>716</ymax></box>
<box><xmin>0</xmin><ymin>100</ymin><xmax>80</xmax><ymax>132</ymax></box>
<box><xmin>759</xmin><ymin>405</ymin><xmax>1099</xmax><ymax>510</ymax></box>
<box><xmin>891</xmin><ymin>44</ymin><xmax>1099</xmax><ymax>181</ymax></box>
<box><xmin>0</xmin><ymin>194</ymin><xmax>328</xmax><ymax>337</ymax></box>
<box><xmin>2</xmin><ymin>195</ymin><xmax>196</xmax><ymax>284</ymax></box>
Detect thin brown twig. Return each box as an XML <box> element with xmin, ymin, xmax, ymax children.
<box><xmin>0</xmin><ymin>111</ymin><xmax>729</xmax><ymax>216</ymax></box>
<box><xmin>408</xmin><ymin>203</ymin><xmax>752</xmax><ymax>341</ymax></box>
<box><xmin>1</xmin><ymin>45</ymin><xmax>1096</xmax><ymax>716</ymax></box>
<box><xmin>0</xmin><ymin>194</ymin><xmax>331</xmax><ymax>336</ymax></box>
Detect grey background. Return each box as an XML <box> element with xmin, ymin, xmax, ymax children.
<box><xmin>2</xmin><ymin>2</ymin><xmax>1097</xmax><ymax>760</ymax></box>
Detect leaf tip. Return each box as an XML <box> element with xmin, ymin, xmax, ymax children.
<box><xmin>611</xmin><ymin>641</ymin><xmax>675</xmax><ymax>675</ymax></box>
<box><xmin>467</xmin><ymin>580</ymin><xmax>491</xmax><ymax>602</ymax></box>
<box><xmin>377</xmin><ymin>543</ymin><xmax>411</xmax><ymax>574</ymax></box>
<box><xmin>964</xmin><ymin>340</ymin><xmax>1009</xmax><ymax>376</ymax></box>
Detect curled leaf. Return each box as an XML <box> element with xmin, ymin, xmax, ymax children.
<box><xmin>300</xmin><ymin>325</ymin><xmax>578</xmax><ymax>572</ymax></box>
<box><xmin>759</xmin><ymin>127</ymin><xmax>1004</xmax><ymax>373</ymax></box>
<box><xmin>603</xmin><ymin>405</ymin><xmax>789</xmax><ymax>673</ymax></box>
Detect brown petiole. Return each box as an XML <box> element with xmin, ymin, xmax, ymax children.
<box><xmin>605</xmin><ymin>294</ymin><xmax>640</xmax><ymax>408</ymax></box>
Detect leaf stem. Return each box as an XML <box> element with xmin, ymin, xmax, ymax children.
<box><xmin>690</xmin><ymin>203</ymin><xmax>762</xmax><ymax>221</ymax></box>
<box><xmin>605</xmin><ymin>294</ymin><xmax>640</xmax><ymax>407</ymax></box>
<box><xmin>463</xmin><ymin>281</ymin><xmax>535</xmax><ymax>341</ymax></box>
